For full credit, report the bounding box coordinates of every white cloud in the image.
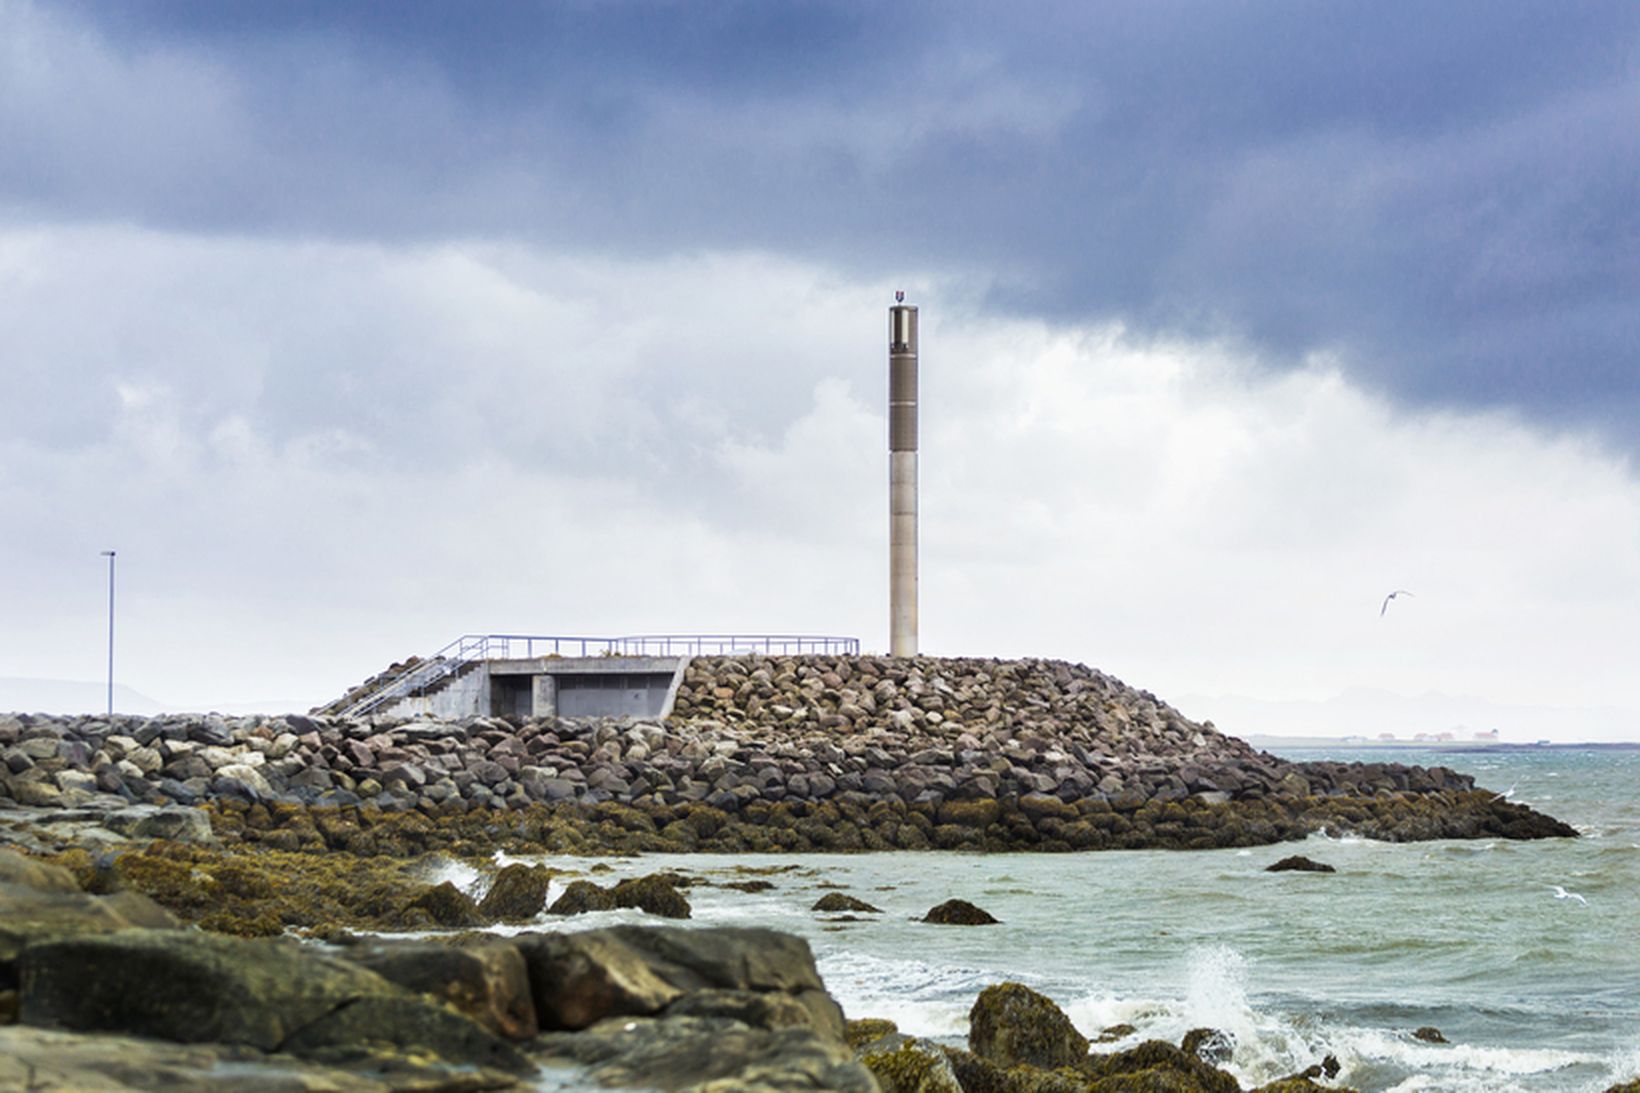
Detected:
[2,224,1638,736]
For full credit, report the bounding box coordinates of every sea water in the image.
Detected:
[443,746,1639,1092]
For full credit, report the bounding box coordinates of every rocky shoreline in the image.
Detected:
[6,842,1637,1093]
[0,656,1594,1090]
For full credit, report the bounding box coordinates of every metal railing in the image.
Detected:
[335,632,860,719]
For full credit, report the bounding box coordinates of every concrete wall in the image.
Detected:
[377,665,491,721]
[489,656,689,719]
[373,656,690,721]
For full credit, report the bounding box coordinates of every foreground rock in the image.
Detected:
[1,848,875,1090]
[19,929,530,1072]
[0,1025,509,1093]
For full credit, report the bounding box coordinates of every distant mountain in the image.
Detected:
[0,677,166,716]
[0,678,305,717]
[1177,687,1640,744]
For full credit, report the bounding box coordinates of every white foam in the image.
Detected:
[1340,1025,1594,1078]
[418,856,484,897]
[816,949,998,1041]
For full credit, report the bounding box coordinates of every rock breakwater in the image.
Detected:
[0,655,1576,849]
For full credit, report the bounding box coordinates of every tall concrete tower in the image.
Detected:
[889,299,918,657]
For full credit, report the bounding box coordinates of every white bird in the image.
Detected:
[1380,590,1415,617]
[1490,781,1519,801]
[1549,885,1588,906]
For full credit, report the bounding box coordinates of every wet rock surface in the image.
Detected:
[0,851,876,1090]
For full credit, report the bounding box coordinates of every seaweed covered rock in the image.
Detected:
[547,878,616,915]
[938,1046,1009,1093]
[1085,1039,1240,1093]
[400,880,489,928]
[846,1017,901,1049]
[1412,1025,1448,1043]
[968,982,1089,1070]
[860,1035,964,1092]
[924,898,999,925]
[611,873,692,919]
[544,873,691,919]
[478,862,553,922]
[1181,1026,1235,1065]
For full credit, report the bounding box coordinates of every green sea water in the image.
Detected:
[442,746,1639,1092]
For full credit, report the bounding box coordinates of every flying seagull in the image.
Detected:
[1549,885,1589,906]
[1380,590,1415,617]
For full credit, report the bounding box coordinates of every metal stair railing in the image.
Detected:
[334,632,862,719]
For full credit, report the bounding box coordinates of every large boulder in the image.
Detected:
[0,1023,521,1091]
[0,849,80,893]
[17,929,528,1072]
[516,925,842,1041]
[516,928,686,1030]
[1,882,179,986]
[968,982,1088,1070]
[333,937,538,1040]
[534,1014,877,1093]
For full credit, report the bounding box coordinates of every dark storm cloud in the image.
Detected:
[10,1,1640,444]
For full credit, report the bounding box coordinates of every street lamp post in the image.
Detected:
[100,550,116,717]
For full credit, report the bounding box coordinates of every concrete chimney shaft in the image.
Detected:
[889,304,918,657]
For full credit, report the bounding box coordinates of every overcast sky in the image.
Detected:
[2,1,1637,739]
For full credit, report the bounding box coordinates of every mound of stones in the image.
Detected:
[0,655,1576,850]
[0,847,873,1090]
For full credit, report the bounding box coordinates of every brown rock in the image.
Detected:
[922,899,999,925]
[336,937,538,1040]
[812,892,882,914]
